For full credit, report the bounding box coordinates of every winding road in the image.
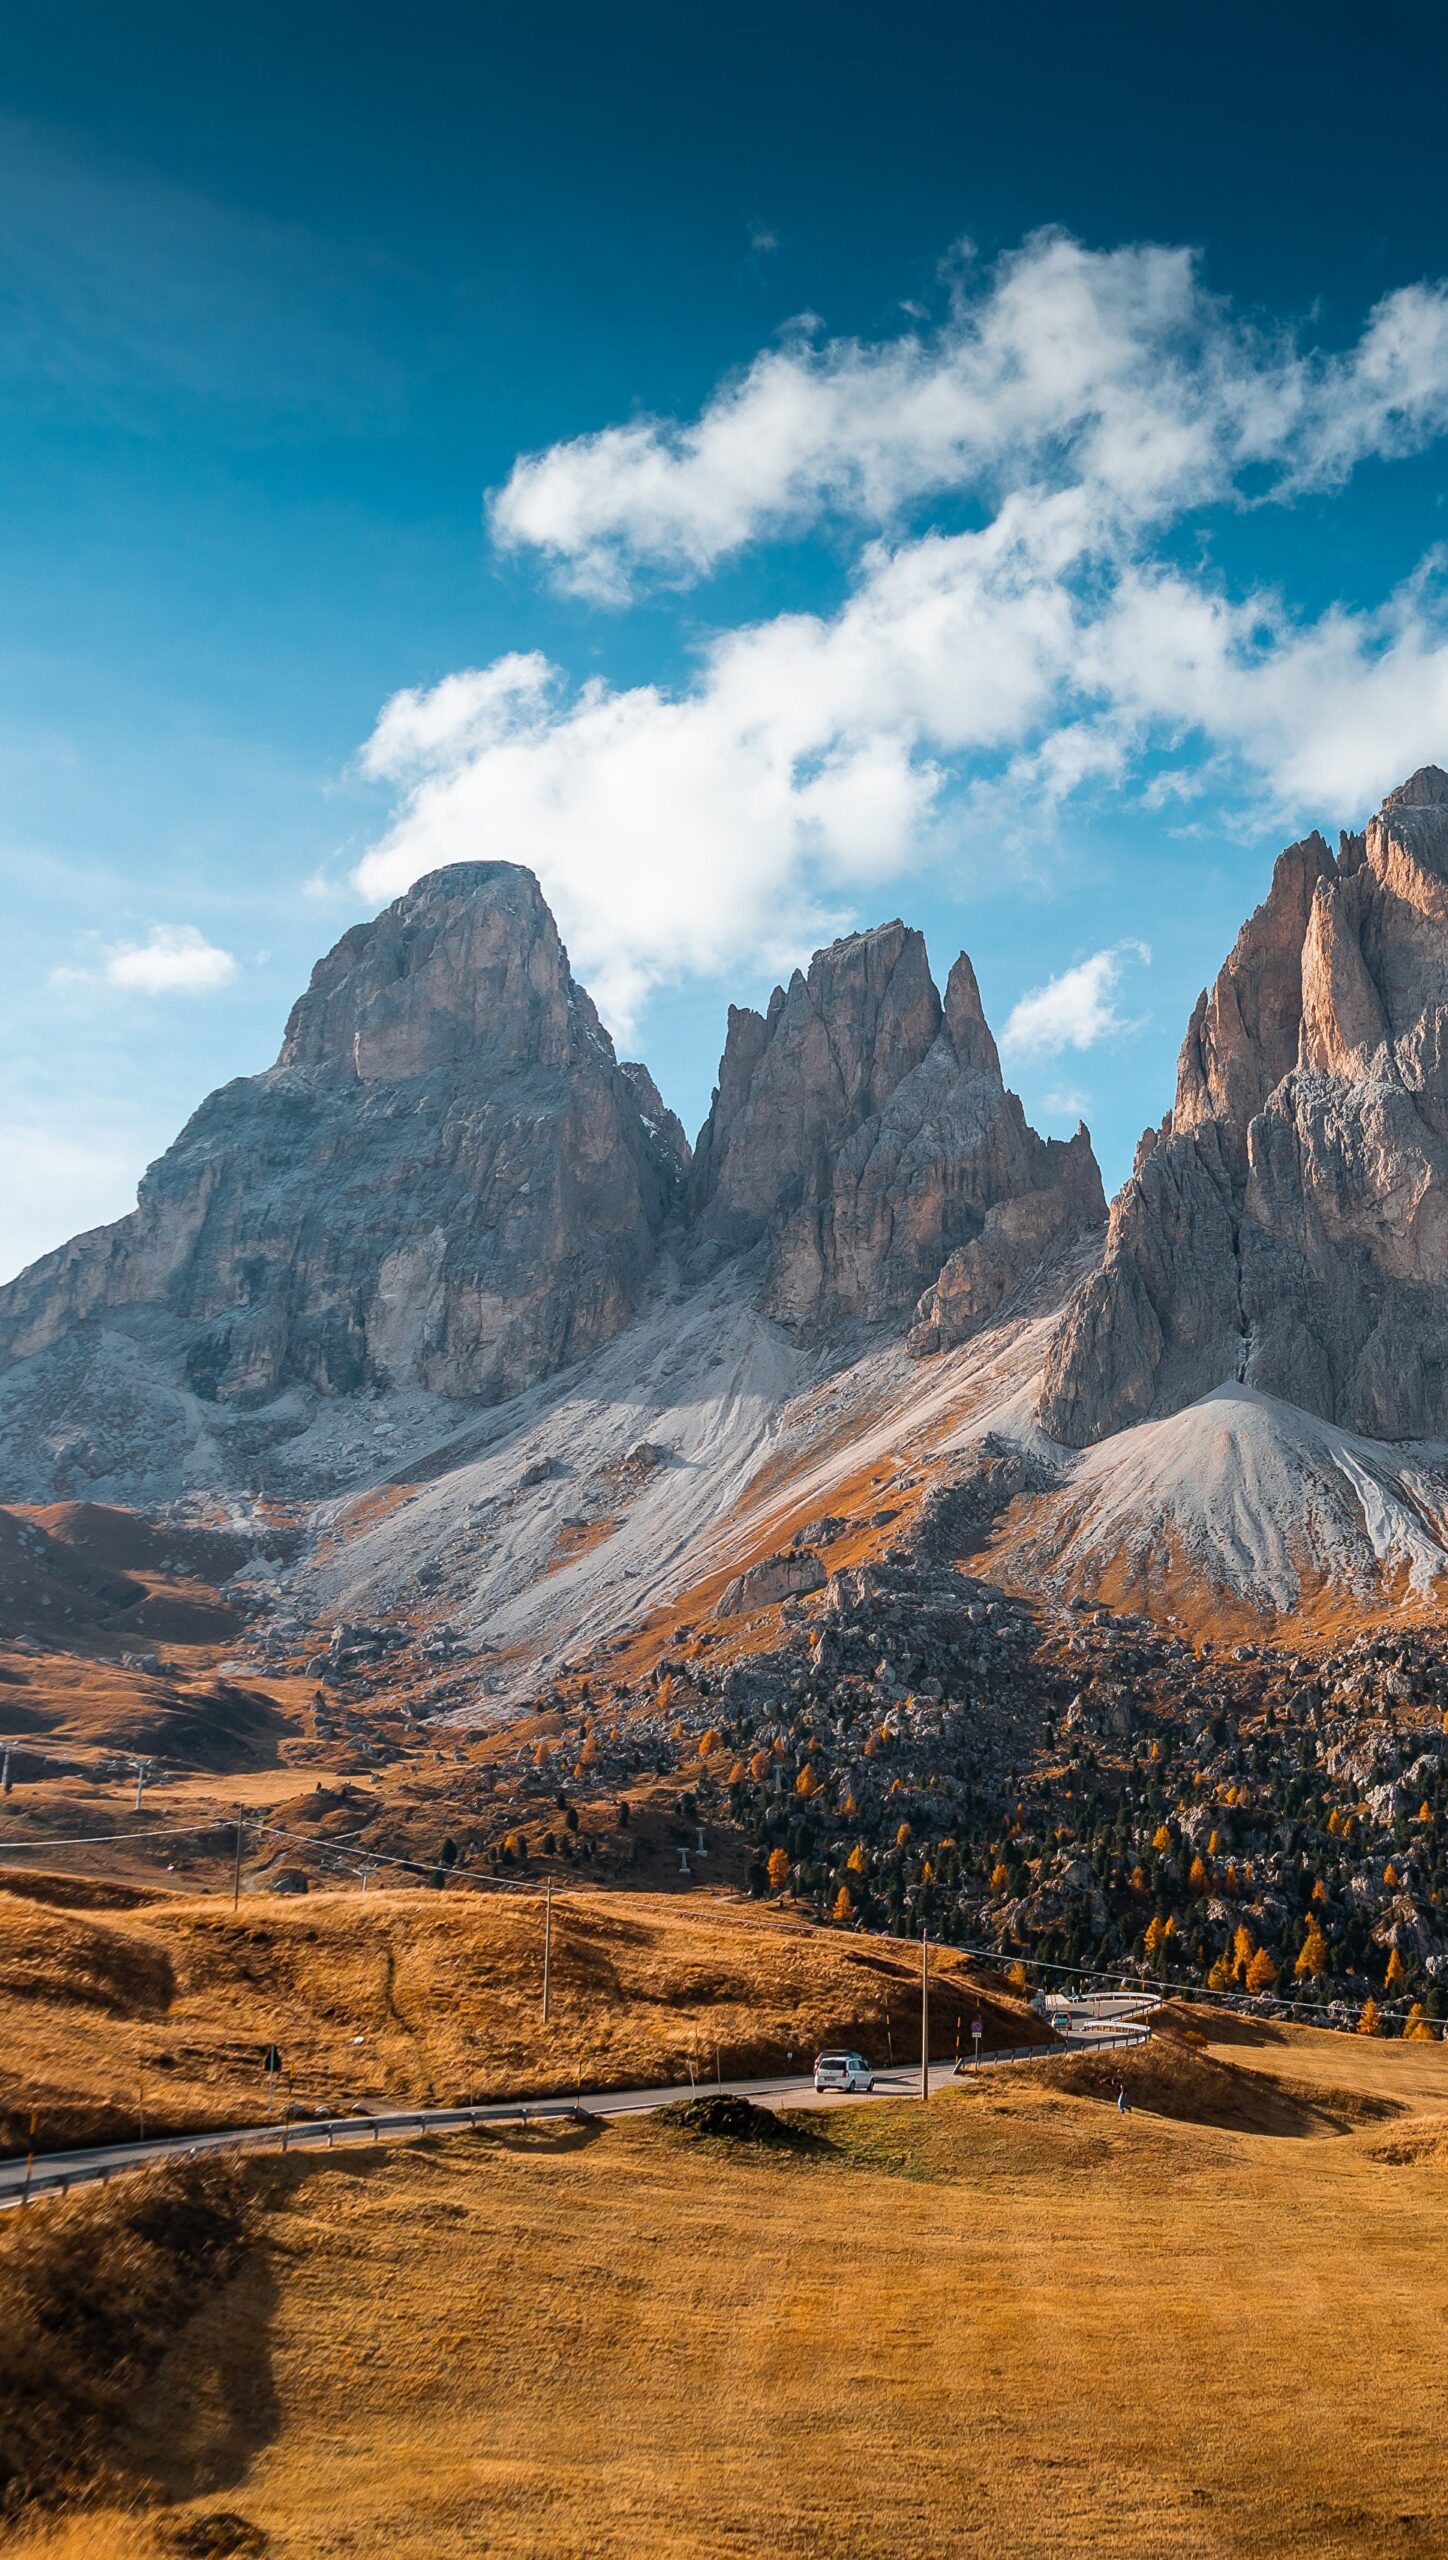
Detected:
[1,2002,1153,2209]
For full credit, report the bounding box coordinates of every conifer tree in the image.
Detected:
[832,1885,855,1923]
[1246,1945,1278,1994]
[766,1847,791,1893]
[1385,1945,1408,1990]
[1356,1994,1381,2036]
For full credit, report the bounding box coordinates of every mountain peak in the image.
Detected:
[1042,760,1448,1447]
[278,860,585,1083]
[689,920,1102,1329]
[1382,764,1448,811]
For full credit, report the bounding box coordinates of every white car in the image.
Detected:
[812,2050,875,2094]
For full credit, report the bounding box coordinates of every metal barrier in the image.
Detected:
[955,2026,1148,2072]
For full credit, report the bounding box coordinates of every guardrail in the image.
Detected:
[0,2103,557,2208]
[956,2025,1150,2072]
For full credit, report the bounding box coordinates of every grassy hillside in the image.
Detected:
[3,2009,1447,2558]
[0,1878,1045,2155]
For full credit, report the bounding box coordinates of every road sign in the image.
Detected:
[971,2019,983,2039]
[262,2044,283,2076]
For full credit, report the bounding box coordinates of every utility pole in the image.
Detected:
[542,1877,553,2027]
[231,1817,245,1913]
[920,1929,930,2104]
[133,1760,149,1814]
[1,1745,11,1795]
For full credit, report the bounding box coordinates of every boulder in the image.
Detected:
[716,1551,828,1619]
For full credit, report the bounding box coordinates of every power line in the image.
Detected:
[0,1815,239,1852]
[254,1820,529,1891]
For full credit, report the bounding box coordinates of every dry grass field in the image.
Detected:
[0,1877,1046,2155]
[3,2007,1447,2560]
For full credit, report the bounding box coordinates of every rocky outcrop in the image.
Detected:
[0,863,683,1410]
[1041,768,1448,1446]
[688,923,1105,1332]
[716,1549,827,1618]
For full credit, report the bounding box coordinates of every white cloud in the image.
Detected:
[103,925,237,995]
[490,235,1448,599]
[355,235,1448,1035]
[1000,942,1151,1059]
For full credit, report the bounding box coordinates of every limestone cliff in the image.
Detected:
[688,921,1105,1333]
[1040,769,1448,1446]
[0,863,683,1409]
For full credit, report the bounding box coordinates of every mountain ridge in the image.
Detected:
[0,872,1103,1505]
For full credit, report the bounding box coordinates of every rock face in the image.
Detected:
[1040,769,1448,1447]
[0,863,684,1408]
[688,922,1104,1331]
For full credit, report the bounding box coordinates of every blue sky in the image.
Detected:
[3,0,1448,1279]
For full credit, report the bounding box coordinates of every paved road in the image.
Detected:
[0,2010,1152,2209]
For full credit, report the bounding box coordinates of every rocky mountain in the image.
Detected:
[0,863,684,1419]
[1040,769,1448,1448]
[0,878,1101,1505]
[687,920,1103,1331]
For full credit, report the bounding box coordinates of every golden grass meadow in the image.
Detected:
[3,1895,1448,2560]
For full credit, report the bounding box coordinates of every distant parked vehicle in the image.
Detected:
[812,2050,874,2094]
